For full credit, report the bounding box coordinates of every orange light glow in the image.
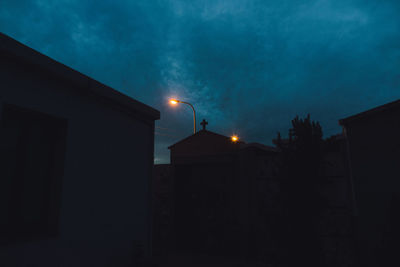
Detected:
[231,135,239,142]
[170,99,178,105]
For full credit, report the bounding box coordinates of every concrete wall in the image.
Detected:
[0,54,155,266]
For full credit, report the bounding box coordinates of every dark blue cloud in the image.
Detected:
[1,0,400,163]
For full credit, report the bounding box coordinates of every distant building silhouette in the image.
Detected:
[153,120,280,265]
[274,130,356,267]
[152,164,175,262]
[0,33,160,266]
[317,133,357,267]
[340,99,400,267]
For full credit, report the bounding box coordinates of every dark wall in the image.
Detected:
[169,147,280,264]
[344,108,400,267]
[0,53,155,266]
[173,161,238,256]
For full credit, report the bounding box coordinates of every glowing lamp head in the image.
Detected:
[170,99,178,105]
[231,135,239,142]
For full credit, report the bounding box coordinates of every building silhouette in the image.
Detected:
[339,99,400,267]
[0,33,159,266]
[153,120,280,265]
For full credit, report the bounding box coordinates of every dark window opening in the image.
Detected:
[0,104,67,245]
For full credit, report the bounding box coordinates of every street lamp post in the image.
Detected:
[170,99,196,134]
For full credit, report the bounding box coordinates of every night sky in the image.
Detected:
[1,0,400,163]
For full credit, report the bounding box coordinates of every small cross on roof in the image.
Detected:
[200,119,208,130]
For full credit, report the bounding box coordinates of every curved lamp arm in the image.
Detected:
[173,100,196,134]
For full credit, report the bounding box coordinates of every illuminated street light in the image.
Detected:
[231,135,239,142]
[169,99,196,134]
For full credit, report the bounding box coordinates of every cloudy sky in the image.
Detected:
[1,0,399,163]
